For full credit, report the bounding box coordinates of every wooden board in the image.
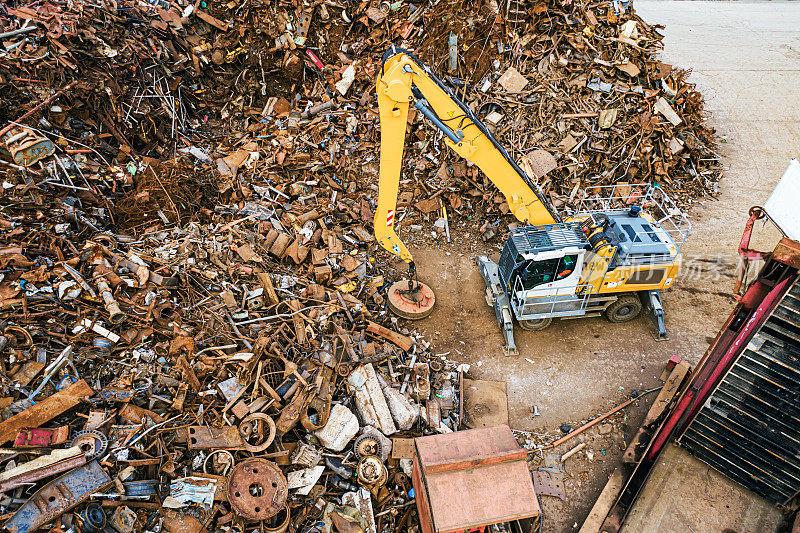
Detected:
[578,467,626,533]
[623,361,690,464]
[463,378,509,428]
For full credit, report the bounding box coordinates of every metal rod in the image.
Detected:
[545,387,660,449]
[0,26,38,40]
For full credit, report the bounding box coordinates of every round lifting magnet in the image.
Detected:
[386,280,435,319]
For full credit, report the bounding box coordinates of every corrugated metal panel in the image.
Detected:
[681,278,800,506]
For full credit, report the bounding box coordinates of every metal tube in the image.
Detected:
[413,99,462,144]
[0,26,38,40]
[95,276,125,324]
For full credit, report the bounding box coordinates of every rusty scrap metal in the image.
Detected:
[5,461,113,533]
[226,458,288,521]
[0,446,86,494]
[0,0,722,530]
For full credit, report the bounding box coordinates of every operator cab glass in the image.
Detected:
[516,255,578,290]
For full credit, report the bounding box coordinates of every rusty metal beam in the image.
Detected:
[0,380,94,445]
[5,461,113,533]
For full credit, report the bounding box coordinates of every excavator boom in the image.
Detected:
[374,47,560,263]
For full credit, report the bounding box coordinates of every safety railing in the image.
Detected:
[511,277,592,319]
[571,183,692,256]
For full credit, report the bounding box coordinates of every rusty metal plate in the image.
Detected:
[226,458,287,521]
[525,149,557,179]
[10,361,45,387]
[5,460,113,533]
[187,425,243,450]
[773,238,800,270]
[390,438,415,460]
[533,468,566,500]
[14,426,69,447]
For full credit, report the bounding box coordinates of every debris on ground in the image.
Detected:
[0,159,467,528]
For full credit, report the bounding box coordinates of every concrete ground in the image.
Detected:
[623,446,783,533]
[407,1,800,532]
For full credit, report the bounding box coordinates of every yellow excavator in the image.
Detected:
[374,47,691,353]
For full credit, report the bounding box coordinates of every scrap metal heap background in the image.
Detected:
[0,0,720,531]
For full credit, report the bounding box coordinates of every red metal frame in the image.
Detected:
[645,271,796,462]
[734,207,771,298]
[598,211,800,532]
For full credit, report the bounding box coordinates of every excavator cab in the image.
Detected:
[515,254,578,289]
[497,224,591,321]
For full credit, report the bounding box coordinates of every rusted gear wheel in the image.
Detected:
[70,430,108,460]
[387,280,435,319]
[226,458,287,521]
[353,434,383,459]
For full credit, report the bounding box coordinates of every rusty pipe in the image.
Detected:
[95,275,125,324]
[546,387,660,449]
[94,264,123,289]
[0,26,38,40]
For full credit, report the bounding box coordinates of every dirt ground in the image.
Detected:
[388,1,800,531]
[403,236,732,532]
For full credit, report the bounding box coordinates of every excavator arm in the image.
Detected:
[374,47,561,265]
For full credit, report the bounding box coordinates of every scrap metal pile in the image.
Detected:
[0,169,461,532]
[0,0,721,210]
[0,0,720,531]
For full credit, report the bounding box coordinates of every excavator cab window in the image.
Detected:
[516,255,577,290]
[556,254,576,280]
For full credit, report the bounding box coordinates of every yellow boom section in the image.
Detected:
[374,49,559,263]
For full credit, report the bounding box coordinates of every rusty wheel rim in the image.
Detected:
[226,458,287,521]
